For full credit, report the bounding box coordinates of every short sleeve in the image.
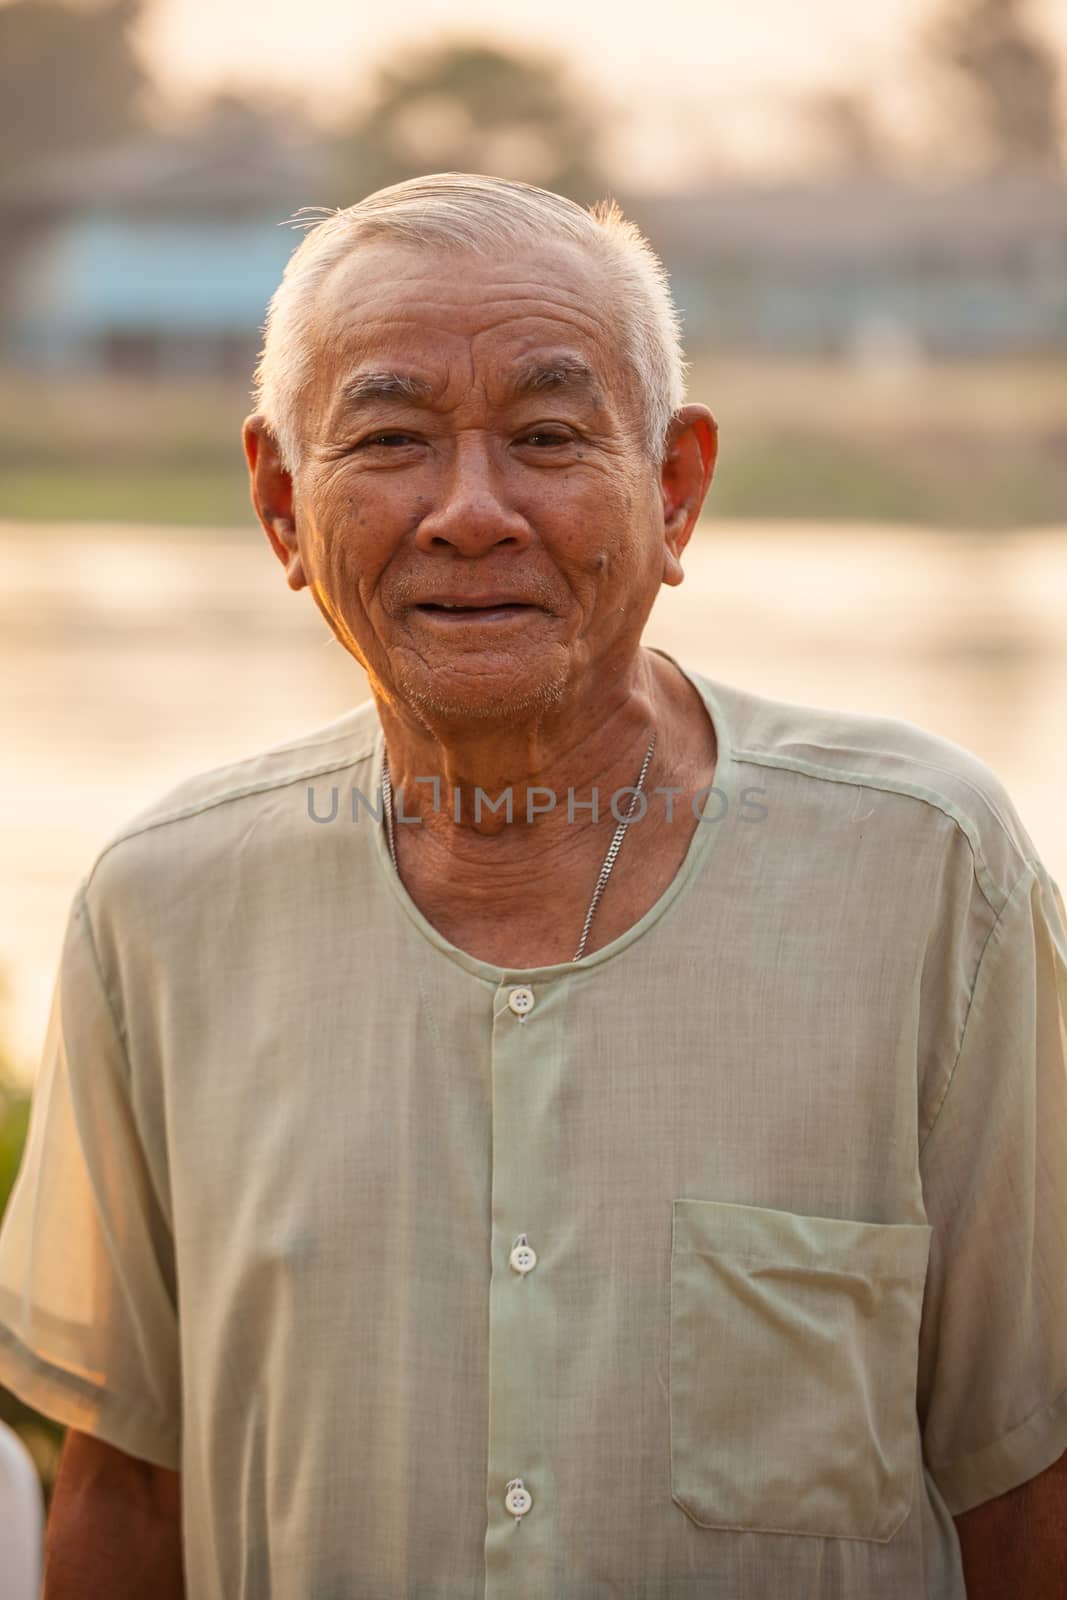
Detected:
[916,860,1067,1516]
[0,883,181,1469]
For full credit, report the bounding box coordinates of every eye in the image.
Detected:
[520,429,572,448]
[360,432,416,448]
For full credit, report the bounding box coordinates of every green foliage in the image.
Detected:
[0,1082,29,1219]
[327,39,608,205]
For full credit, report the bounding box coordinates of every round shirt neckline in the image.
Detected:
[368,647,736,985]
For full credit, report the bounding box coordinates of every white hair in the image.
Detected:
[250,172,688,475]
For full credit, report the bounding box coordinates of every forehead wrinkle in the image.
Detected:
[330,259,609,309]
[467,292,617,346]
[329,276,620,347]
[318,279,628,430]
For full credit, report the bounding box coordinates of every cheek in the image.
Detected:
[303,475,413,595]
[585,498,664,601]
[548,473,634,546]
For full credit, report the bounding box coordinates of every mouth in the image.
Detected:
[413,600,544,624]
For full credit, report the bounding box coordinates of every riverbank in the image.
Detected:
[2,357,1065,530]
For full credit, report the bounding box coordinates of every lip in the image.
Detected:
[414,595,543,609]
[412,601,545,625]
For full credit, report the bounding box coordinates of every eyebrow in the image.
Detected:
[332,357,604,417]
[506,358,602,400]
[334,372,436,412]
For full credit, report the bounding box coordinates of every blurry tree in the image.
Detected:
[327,40,608,205]
[926,0,1064,171]
[801,89,893,174]
[193,83,321,152]
[0,0,151,185]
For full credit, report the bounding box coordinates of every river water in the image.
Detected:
[3,517,1065,1080]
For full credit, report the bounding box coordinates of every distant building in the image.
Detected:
[628,177,1067,358]
[0,131,1064,371]
[0,105,331,379]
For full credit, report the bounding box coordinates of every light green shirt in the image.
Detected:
[1,649,1066,1599]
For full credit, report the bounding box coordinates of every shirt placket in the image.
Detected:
[484,977,565,1597]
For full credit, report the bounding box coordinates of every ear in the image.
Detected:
[242,413,307,592]
[659,405,717,588]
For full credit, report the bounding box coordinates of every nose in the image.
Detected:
[413,434,531,556]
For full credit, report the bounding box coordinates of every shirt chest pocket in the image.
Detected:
[669,1198,932,1543]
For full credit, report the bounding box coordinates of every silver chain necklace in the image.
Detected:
[380,731,657,963]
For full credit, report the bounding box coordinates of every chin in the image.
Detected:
[390,657,570,725]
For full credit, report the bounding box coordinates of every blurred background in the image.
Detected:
[1,0,1066,1500]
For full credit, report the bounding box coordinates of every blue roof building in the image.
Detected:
[0,104,330,377]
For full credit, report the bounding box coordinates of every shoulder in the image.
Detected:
[80,700,381,922]
[684,664,1043,914]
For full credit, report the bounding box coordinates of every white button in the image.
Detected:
[505,1478,532,1519]
[509,1235,537,1274]
[507,986,535,1016]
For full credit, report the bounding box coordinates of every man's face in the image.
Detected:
[250,238,705,725]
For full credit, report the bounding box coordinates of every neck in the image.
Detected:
[375,648,671,846]
[369,649,719,969]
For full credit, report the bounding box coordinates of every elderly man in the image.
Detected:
[0,173,1065,1599]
